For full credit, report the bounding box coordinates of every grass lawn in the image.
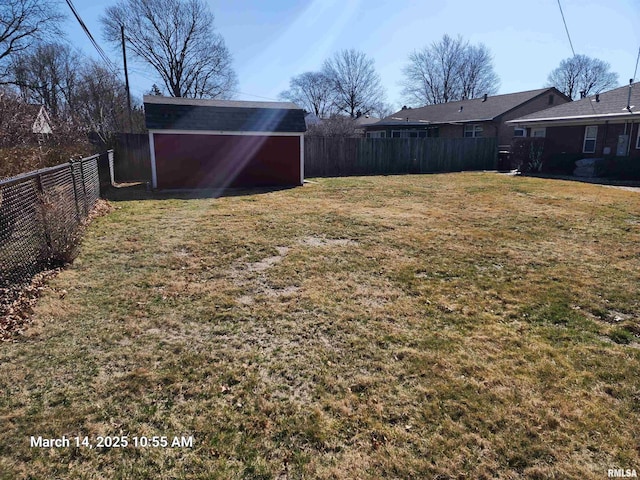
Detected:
[1,173,639,479]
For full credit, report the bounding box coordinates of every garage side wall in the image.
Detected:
[153,133,302,189]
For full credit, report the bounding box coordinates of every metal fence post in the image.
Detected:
[69,160,82,222]
[35,173,53,262]
[79,159,89,217]
[108,150,115,186]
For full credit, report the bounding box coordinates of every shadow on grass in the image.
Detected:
[104,183,301,202]
[522,173,640,189]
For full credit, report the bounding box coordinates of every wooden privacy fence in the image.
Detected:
[111,135,497,183]
[304,137,497,177]
[113,133,151,182]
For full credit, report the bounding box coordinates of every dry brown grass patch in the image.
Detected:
[0,174,638,479]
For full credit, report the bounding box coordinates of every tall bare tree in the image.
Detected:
[279,71,335,118]
[73,61,143,141]
[459,44,499,100]
[547,54,619,100]
[11,43,143,140]
[401,34,499,106]
[368,101,392,119]
[323,49,386,118]
[101,0,237,99]
[12,42,81,117]
[0,0,64,81]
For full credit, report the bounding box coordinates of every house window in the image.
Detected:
[514,128,526,137]
[636,124,640,149]
[531,127,546,138]
[583,125,598,153]
[366,131,386,138]
[390,130,429,138]
[464,124,483,138]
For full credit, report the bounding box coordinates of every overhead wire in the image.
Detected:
[64,0,119,74]
[63,5,281,103]
[556,0,576,57]
[226,90,281,101]
[127,68,282,101]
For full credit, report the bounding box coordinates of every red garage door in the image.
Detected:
[153,134,301,189]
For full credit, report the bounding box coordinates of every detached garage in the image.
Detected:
[144,96,307,189]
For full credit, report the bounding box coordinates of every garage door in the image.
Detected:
[153,134,301,189]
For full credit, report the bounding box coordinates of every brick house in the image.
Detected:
[508,82,640,161]
[364,88,570,154]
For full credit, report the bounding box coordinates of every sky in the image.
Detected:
[65,0,640,111]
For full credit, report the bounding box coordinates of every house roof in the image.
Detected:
[305,112,321,127]
[354,115,380,126]
[29,105,52,134]
[508,82,640,126]
[371,88,568,128]
[144,95,307,133]
[0,102,52,134]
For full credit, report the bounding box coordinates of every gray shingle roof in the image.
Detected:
[509,82,640,124]
[354,115,380,126]
[144,96,307,133]
[373,88,567,127]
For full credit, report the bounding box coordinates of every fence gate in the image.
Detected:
[114,133,151,183]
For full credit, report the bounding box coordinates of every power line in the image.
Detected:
[557,0,576,56]
[634,46,640,81]
[64,0,119,74]
[124,73,282,102]
[227,90,281,101]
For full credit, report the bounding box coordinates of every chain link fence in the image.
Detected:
[0,153,105,294]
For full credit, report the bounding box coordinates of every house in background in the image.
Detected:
[29,105,53,135]
[144,96,306,189]
[508,82,640,161]
[364,88,570,151]
[0,99,53,141]
[354,113,380,136]
[304,112,321,129]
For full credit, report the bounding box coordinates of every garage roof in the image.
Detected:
[144,96,307,133]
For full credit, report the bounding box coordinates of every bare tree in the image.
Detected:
[305,115,359,137]
[368,101,393,119]
[323,49,386,118]
[72,61,145,141]
[12,42,81,117]
[401,34,499,105]
[101,0,237,99]
[547,54,619,100]
[279,71,335,118]
[0,0,64,81]
[459,44,499,100]
[0,85,33,146]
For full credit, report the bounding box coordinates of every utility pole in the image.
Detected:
[121,24,133,133]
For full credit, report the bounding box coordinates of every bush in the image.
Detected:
[594,156,640,180]
[39,190,83,266]
[0,140,92,181]
[511,138,545,173]
[542,153,583,175]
